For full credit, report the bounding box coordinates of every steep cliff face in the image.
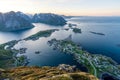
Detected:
[0,13,5,30]
[0,11,34,31]
[0,11,67,31]
[32,13,67,26]
[0,65,98,80]
[16,11,32,22]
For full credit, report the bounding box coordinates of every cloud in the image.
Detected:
[47,0,77,3]
[54,0,70,3]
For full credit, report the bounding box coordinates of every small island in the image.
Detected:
[19,48,27,54]
[64,28,69,31]
[35,51,41,54]
[72,28,81,33]
[90,31,105,36]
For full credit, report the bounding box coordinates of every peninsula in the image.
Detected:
[48,38,120,79]
[0,29,58,68]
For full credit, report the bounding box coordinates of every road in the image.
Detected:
[87,58,97,77]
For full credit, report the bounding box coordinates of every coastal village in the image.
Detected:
[48,36,120,79]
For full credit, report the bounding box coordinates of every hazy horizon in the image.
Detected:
[0,0,120,16]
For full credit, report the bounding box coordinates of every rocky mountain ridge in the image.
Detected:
[32,13,66,26]
[0,11,67,31]
[0,11,34,31]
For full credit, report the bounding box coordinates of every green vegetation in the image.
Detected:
[0,50,13,58]
[24,29,58,41]
[0,29,59,69]
[16,55,28,66]
[0,40,20,68]
[0,49,14,68]
[0,66,98,80]
[0,44,5,49]
[0,40,26,68]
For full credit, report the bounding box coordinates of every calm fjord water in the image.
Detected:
[0,16,120,68]
[68,16,120,64]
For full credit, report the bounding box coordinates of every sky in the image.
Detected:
[0,0,120,16]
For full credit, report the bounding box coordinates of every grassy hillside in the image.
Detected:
[0,66,98,80]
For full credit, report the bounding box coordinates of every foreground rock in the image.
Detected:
[0,64,98,80]
[32,13,67,26]
[0,11,34,31]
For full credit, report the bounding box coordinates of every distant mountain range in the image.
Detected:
[0,11,67,31]
[0,11,34,31]
[32,13,66,26]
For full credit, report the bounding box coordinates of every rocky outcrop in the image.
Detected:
[32,13,67,26]
[0,65,98,80]
[0,11,34,31]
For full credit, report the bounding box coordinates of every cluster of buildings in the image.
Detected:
[48,38,120,79]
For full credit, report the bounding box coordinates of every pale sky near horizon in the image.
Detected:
[0,0,120,16]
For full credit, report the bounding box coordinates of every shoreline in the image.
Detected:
[0,28,120,79]
[0,29,58,69]
[100,72,120,80]
[47,38,120,79]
